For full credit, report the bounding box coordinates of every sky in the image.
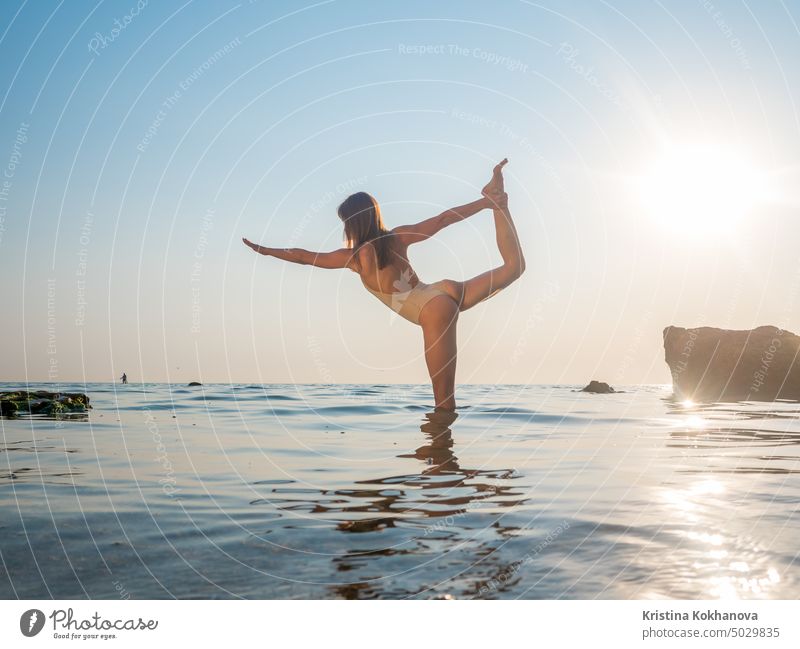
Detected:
[0,0,798,385]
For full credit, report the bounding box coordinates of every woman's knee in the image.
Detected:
[501,256,526,283]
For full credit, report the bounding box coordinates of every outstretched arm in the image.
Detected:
[392,196,499,245]
[242,238,355,269]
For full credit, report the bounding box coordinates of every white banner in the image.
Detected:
[1,600,797,648]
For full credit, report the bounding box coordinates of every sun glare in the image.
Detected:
[636,144,766,233]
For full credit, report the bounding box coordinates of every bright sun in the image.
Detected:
[636,144,766,232]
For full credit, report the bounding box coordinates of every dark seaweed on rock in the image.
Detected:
[0,390,91,417]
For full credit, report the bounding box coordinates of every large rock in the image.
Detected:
[0,390,91,416]
[663,325,800,402]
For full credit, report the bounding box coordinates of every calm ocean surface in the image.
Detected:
[1,382,798,599]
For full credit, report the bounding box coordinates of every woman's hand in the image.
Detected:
[482,190,508,210]
[242,238,267,254]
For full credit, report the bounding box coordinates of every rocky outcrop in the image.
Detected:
[0,390,91,416]
[663,325,800,402]
[580,380,615,394]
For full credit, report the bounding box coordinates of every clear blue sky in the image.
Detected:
[1,0,798,384]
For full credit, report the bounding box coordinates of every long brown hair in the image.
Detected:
[337,191,394,269]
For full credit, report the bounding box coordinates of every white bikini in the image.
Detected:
[360,277,452,325]
[357,247,453,325]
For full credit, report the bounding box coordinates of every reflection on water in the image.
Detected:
[333,411,529,599]
[0,383,799,599]
[247,409,530,598]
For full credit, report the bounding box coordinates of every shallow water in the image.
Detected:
[1,382,798,599]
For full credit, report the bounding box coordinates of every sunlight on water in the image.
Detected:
[684,415,707,429]
[690,479,724,495]
[1,383,798,599]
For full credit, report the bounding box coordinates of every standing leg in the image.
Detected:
[418,295,460,410]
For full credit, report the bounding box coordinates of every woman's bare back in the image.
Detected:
[353,237,420,295]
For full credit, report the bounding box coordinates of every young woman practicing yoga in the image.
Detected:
[243,158,525,410]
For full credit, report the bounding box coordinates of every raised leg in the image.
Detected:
[459,200,525,310]
[418,295,460,410]
[448,159,525,311]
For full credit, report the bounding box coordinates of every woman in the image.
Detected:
[243,158,525,410]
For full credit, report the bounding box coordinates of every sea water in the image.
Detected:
[1,382,798,599]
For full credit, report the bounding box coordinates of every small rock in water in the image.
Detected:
[580,380,615,394]
[187,381,202,386]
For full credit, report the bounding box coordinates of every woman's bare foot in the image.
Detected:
[481,158,508,197]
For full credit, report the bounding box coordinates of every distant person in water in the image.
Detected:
[243,159,525,410]
[120,373,128,384]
